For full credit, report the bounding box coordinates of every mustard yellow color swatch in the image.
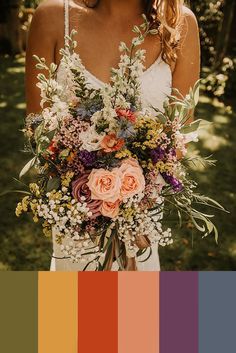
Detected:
[38,272,78,353]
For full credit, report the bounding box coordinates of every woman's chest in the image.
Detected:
[55,15,164,83]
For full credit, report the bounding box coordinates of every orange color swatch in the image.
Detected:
[118,272,160,353]
[78,272,118,353]
[38,272,78,353]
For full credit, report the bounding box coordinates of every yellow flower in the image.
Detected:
[22,196,30,212]
[42,226,52,238]
[115,149,133,159]
[33,216,39,223]
[61,171,74,187]
[122,207,135,220]
[47,190,62,201]
[147,160,155,170]
[29,183,40,197]
[155,161,166,173]
[30,201,38,212]
[15,203,23,217]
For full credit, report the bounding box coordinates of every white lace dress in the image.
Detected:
[50,0,172,271]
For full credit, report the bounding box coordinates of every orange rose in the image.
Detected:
[87,168,121,202]
[100,133,124,153]
[100,200,120,218]
[119,158,145,198]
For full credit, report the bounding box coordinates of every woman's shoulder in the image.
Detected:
[33,0,85,26]
[36,0,85,14]
[37,0,64,11]
[179,5,199,41]
[30,0,66,38]
[34,0,64,20]
[181,5,199,28]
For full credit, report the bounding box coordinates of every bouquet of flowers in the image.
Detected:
[16,17,224,270]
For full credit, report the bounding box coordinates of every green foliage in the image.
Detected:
[191,0,224,66]
[202,57,236,101]
[23,0,41,8]
[191,0,236,103]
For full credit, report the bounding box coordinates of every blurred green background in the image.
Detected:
[0,0,236,270]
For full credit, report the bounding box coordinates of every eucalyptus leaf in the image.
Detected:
[46,177,60,192]
[19,156,37,179]
[180,119,204,134]
[0,190,31,197]
[177,210,182,227]
[34,123,44,144]
[192,79,201,106]
[193,195,227,212]
[190,215,206,232]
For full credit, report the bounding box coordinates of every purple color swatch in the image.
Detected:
[160,272,199,353]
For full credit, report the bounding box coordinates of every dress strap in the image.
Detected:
[64,0,70,46]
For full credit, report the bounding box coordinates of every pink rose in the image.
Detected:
[87,168,122,202]
[100,200,120,218]
[119,158,145,198]
[72,172,102,219]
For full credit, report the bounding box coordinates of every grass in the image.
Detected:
[0,55,235,271]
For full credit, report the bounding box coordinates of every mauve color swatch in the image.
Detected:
[160,271,199,353]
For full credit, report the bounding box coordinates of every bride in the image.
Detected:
[25,0,200,271]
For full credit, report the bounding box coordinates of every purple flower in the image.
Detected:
[150,147,166,164]
[162,172,183,192]
[169,148,177,157]
[79,150,97,167]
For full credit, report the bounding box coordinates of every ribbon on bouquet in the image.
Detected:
[103,234,151,271]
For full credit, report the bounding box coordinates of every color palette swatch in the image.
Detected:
[0,272,235,353]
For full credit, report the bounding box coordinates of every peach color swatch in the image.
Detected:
[118,272,160,353]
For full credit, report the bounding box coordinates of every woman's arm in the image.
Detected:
[25,0,63,114]
[172,7,200,158]
[172,6,201,98]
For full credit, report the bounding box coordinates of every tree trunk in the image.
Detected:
[0,0,23,54]
[214,0,236,68]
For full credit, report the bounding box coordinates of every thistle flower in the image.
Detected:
[161,172,183,192]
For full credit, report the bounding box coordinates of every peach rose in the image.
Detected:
[87,168,121,202]
[119,158,145,198]
[100,200,120,218]
[100,133,124,153]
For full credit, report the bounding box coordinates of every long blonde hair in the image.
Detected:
[145,0,184,64]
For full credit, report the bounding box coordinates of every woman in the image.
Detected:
[26,0,200,271]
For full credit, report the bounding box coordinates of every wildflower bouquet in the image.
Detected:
[16,17,224,270]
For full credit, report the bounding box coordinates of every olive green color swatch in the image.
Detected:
[0,271,38,353]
